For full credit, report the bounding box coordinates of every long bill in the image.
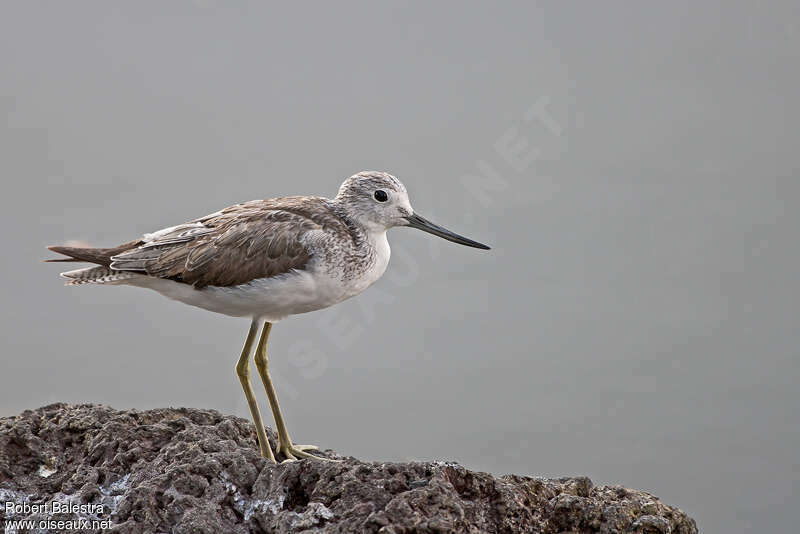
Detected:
[404,213,490,250]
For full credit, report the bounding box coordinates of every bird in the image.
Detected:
[46,171,490,463]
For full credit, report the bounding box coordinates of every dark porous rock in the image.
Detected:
[0,404,698,533]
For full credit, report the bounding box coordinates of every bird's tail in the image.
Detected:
[58,265,140,286]
[45,240,140,266]
[46,240,143,285]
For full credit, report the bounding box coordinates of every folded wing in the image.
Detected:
[110,199,326,288]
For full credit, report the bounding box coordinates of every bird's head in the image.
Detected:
[335,171,490,250]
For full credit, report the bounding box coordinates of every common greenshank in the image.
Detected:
[47,171,490,462]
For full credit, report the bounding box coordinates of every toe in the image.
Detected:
[280,449,298,461]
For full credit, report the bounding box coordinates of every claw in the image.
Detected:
[277,442,339,462]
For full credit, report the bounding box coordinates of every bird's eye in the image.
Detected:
[374,190,388,202]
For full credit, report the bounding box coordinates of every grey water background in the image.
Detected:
[1,2,798,531]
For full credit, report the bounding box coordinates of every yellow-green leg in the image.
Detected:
[254,322,334,461]
[236,319,276,462]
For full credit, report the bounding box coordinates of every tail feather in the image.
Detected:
[46,246,111,265]
[59,265,140,286]
[45,255,86,263]
[46,240,142,266]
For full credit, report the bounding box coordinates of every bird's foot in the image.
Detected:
[278,442,339,462]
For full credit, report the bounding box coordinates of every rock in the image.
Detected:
[0,404,698,533]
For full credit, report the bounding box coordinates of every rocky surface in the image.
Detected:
[0,404,698,533]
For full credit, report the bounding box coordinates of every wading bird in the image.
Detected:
[47,172,490,462]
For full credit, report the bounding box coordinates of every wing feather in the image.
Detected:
[109,197,347,289]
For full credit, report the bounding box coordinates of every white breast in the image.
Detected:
[301,229,391,307]
[346,230,391,297]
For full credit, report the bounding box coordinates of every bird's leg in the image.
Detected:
[254,322,333,462]
[235,319,276,463]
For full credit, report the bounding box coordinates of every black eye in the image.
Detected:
[374,190,388,202]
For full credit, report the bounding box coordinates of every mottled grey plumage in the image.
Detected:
[109,197,346,288]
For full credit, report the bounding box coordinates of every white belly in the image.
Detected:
[125,270,326,321]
